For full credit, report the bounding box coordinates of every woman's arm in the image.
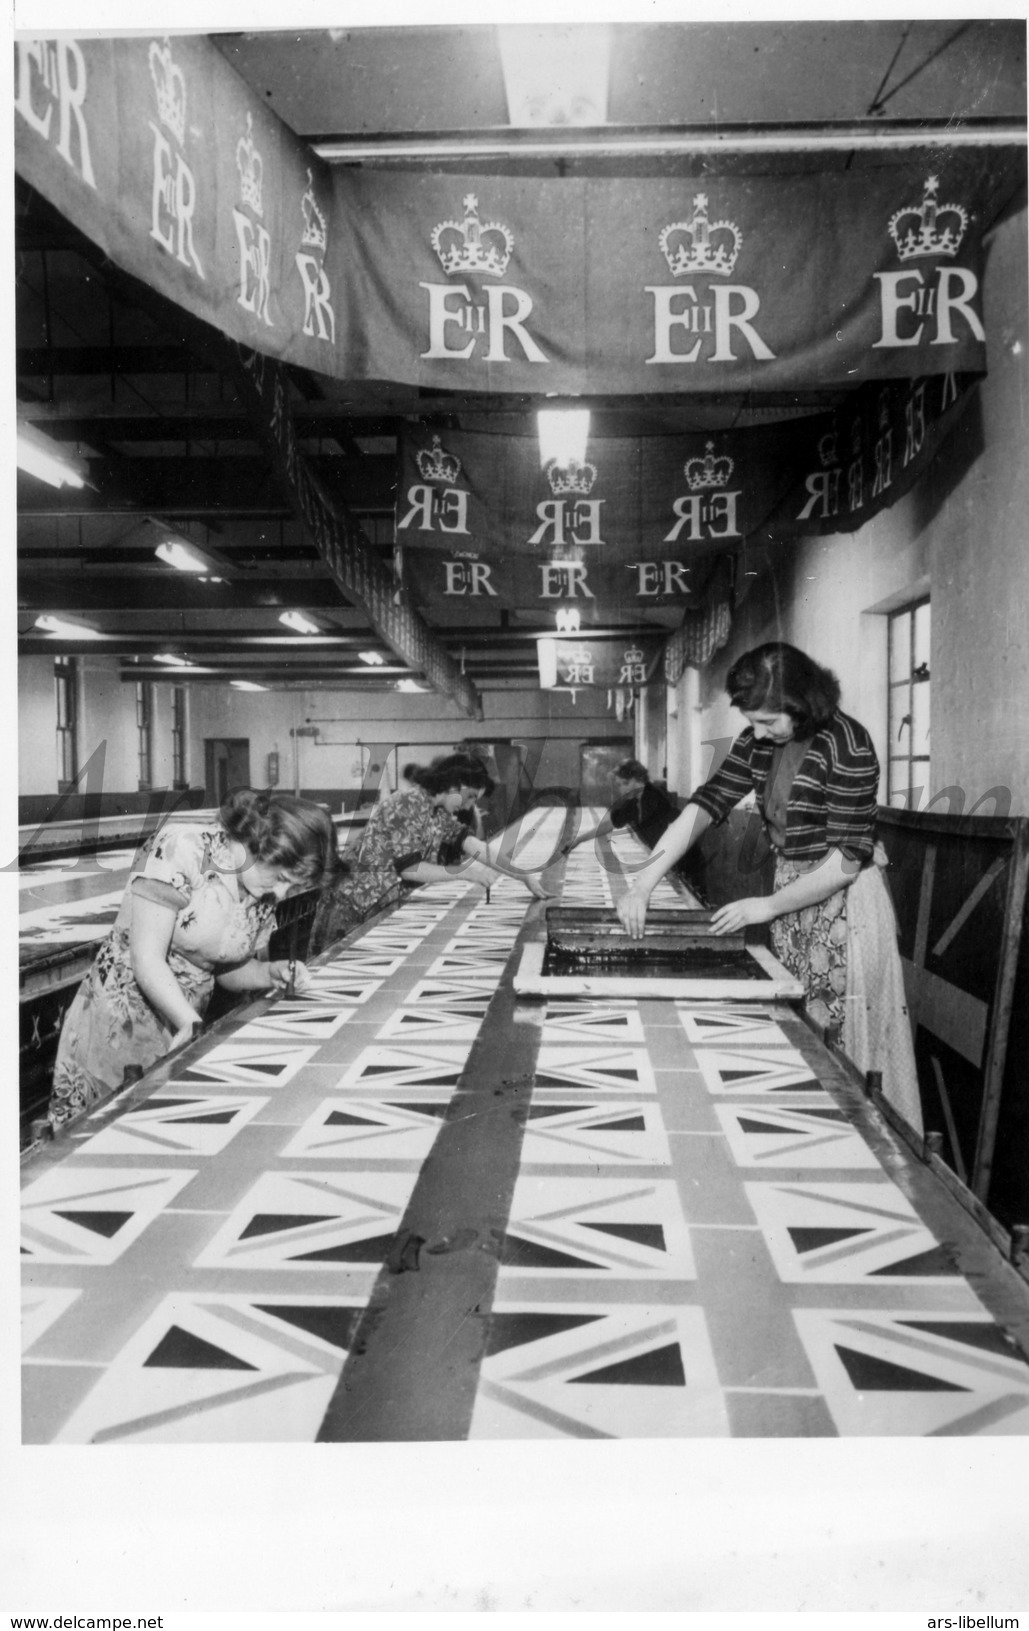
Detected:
[216,959,313,994]
[459,835,556,898]
[129,895,203,1032]
[709,847,859,933]
[617,803,713,937]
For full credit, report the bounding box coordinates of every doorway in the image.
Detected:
[205,739,251,806]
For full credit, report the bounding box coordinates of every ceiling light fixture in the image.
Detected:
[279,611,322,636]
[155,538,215,573]
[17,423,86,489]
[358,651,386,666]
[537,408,591,470]
[33,613,102,640]
[555,607,581,634]
[395,679,428,693]
[153,652,194,667]
[231,680,270,692]
[497,25,611,128]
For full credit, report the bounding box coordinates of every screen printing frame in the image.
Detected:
[512,936,806,1000]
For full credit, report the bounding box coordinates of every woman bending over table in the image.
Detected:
[49,790,340,1129]
[616,642,922,1133]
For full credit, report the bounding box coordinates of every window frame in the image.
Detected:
[886,597,931,806]
[54,656,78,793]
[136,680,154,791]
[171,684,189,790]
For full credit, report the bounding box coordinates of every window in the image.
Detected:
[171,685,188,789]
[136,681,154,790]
[54,658,77,791]
[887,599,930,805]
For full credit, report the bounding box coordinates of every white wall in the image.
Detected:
[19,655,630,803]
[680,203,1029,817]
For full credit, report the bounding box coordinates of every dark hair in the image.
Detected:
[406,760,471,797]
[220,789,342,887]
[615,759,648,783]
[725,643,840,740]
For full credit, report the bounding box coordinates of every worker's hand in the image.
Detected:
[169,1015,203,1050]
[616,884,653,940]
[709,896,774,934]
[268,959,314,994]
[458,858,496,888]
[524,872,559,900]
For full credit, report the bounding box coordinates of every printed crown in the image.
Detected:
[301,170,328,252]
[149,38,186,145]
[546,456,597,497]
[566,644,594,666]
[236,113,264,218]
[432,194,513,279]
[817,429,839,469]
[416,435,462,486]
[888,175,968,262]
[659,194,742,277]
[684,441,734,491]
[622,645,645,666]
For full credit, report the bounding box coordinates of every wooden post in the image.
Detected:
[972,819,1029,1198]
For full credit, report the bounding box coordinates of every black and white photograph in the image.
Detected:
[6,0,1029,1617]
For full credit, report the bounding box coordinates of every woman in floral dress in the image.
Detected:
[616,643,922,1134]
[316,757,551,945]
[49,790,340,1129]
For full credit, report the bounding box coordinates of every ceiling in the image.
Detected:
[16,20,1027,703]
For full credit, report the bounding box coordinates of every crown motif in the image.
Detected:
[888,175,968,262]
[416,435,462,486]
[817,429,839,468]
[684,441,734,491]
[546,456,597,497]
[301,170,328,253]
[659,194,742,277]
[622,645,645,666]
[148,38,186,145]
[566,644,594,666]
[236,113,264,217]
[431,194,513,278]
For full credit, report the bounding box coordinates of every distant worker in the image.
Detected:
[563,759,683,859]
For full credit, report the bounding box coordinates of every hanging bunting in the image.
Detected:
[398,373,977,613]
[15,34,1021,398]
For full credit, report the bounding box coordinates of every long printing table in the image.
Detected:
[20,809,1029,1443]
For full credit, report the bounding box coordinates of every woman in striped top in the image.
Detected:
[617,643,922,1133]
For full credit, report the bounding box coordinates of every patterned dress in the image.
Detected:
[49,822,275,1128]
[315,788,465,946]
[687,713,923,1134]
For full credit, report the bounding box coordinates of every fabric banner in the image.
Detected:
[541,634,665,690]
[15,35,1023,397]
[397,372,976,612]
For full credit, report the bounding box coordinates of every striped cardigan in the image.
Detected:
[687,710,879,864]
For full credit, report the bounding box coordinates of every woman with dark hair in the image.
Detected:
[563,758,683,859]
[322,756,551,940]
[617,642,921,1132]
[48,790,341,1128]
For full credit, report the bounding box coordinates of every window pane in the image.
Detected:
[914,601,931,672]
[911,679,930,757]
[889,611,911,682]
[889,684,911,750]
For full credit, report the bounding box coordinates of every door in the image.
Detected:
[204,738,251,806]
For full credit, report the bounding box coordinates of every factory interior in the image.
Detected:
[8,9,1029,1615]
